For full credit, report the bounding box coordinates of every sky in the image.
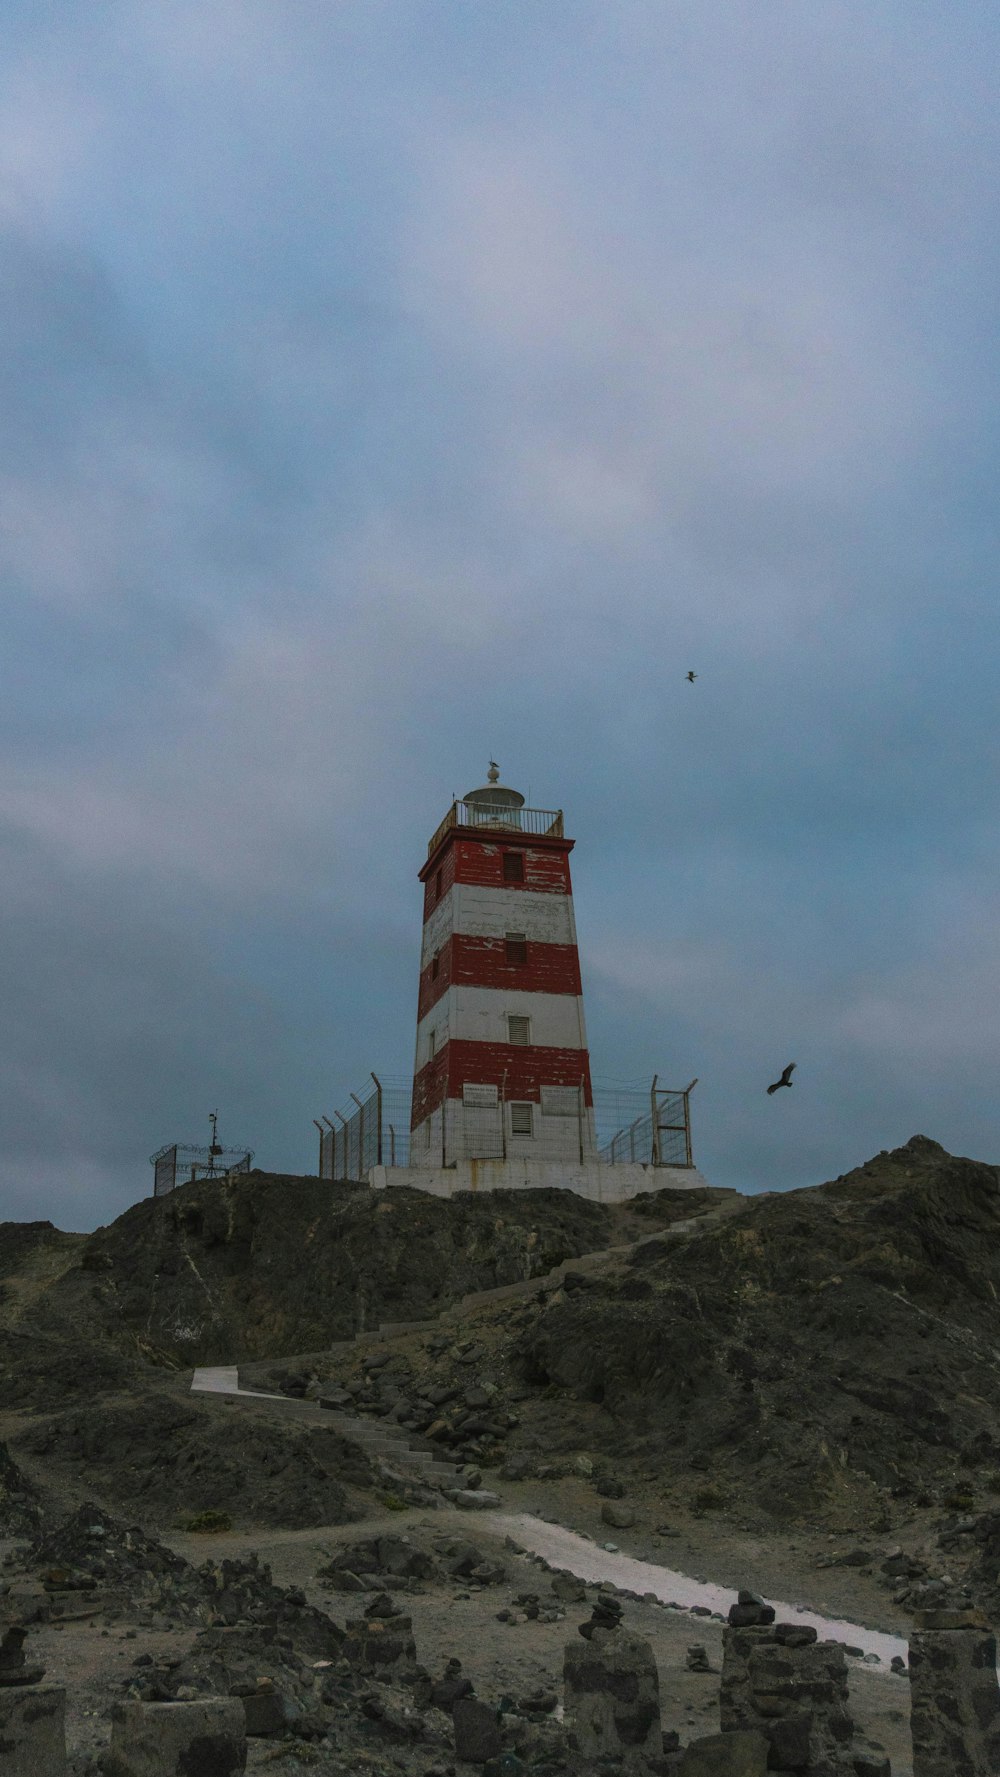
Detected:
[2,2,998,1231]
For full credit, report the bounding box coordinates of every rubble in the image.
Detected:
[16,1506,346,1657]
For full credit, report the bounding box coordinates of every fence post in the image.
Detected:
[313,1120,325,1180]
[334,1111,349,1180]
[650,1074,661,1166]
[683,1078,698,1168]
[500,1070,508,1161]
[371,1074,383,1166]
[321,1117,335,1179]
[578,1076,585,1165]
[350,1092,365,1179]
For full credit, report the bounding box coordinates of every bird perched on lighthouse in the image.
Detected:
[766,1062,796,1095]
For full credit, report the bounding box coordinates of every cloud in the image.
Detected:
[1,1,998,1226]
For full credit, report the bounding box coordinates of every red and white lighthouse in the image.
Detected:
[410,766,597,1167]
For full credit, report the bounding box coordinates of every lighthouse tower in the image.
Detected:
[410,766,597,1171]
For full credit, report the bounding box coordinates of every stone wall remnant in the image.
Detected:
[563,1624,662,1767]
[105,1697,246,1776]
[0,1683,67,1777]
[341,1591,419,1676]
[721,1619,888,1774]
[908,1608,1000,1777]
[678,1728,770,1775]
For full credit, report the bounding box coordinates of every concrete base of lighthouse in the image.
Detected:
[368,1159,712,1203]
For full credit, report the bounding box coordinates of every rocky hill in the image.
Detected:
[0,1171,708,1530]
[5,1135,1000,1544]
[509,1134,1000,1523]
[2,1171,705,1390]
[266,1135,1000,1540]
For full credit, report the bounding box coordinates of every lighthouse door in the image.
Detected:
[461,1083,504,1159]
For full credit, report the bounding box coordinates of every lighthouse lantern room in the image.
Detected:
[411,765,598,1170]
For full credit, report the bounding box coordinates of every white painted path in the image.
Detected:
[490,1515,907,1668]
[191,1364,906,1668]
[192,1365,283,1399]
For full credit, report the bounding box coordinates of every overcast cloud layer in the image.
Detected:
[2,2,998,1230]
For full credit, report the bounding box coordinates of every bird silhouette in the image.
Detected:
[686,671,697,682]
[766,1062,796,1095]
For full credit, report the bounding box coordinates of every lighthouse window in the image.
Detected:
[505,932,527,965]
[431,954,440,980]
[507,1014,530,1046]
[510,1102,533,1137]
[502,851,525,883]
[427,1027,436,1058]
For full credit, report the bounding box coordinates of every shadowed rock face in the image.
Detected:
[0,1441,40,1537]
[12,1396,374,1531]
[3,1174,623,1372]
[513,1136,1000,1524]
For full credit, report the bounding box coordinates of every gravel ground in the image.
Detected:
[1,1484,914,1775]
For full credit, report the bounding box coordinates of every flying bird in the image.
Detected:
[766,1062,796,1095]
[686,671,697,682]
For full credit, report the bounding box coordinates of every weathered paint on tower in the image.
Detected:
[410,766,597,1165]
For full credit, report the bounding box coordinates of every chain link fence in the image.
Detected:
[149,1142,253,1196]
[316,1075,695,1180]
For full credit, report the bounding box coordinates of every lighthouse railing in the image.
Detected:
[427,803,564,856]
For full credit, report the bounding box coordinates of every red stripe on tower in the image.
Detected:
[410,765,596,1164]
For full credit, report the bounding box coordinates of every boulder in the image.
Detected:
[240,1689,287,1736]
[453,1696,503,1762]
[551,1570,587,1604]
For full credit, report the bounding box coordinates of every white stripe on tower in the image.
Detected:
[422,885,577,963]
[415,987,588,1071]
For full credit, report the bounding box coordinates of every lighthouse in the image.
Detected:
[410,765,598,1171]
[325,764,710,1201]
